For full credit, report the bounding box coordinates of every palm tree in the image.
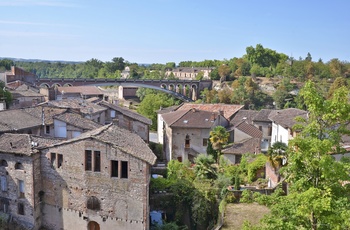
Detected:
[209,126,229,164]
[267,141,288,171]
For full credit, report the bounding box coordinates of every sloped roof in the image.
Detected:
[23,106,67,125]
[230,110,259,126]
[0,109,42,132]
[162,108,222,128]
[269,108,308,129]
[57,86,103,96]
[99,101,152,125]
[177,103,244,120]
[45,98,107,114]
[0,134,60,156]
[157,104,181,114]
[222,138,261,155]
[235,121,262,138]
[253,109,274,122]
[40,124,157,165]
[54,111,102,130]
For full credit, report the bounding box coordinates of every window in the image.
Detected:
[94,151,101,172]
[15,162,24,170]
[87,196,100,211]
[121,161,128,179]
[0,198,9,213]
[111,161,128,179]
[85,150,92,171]
[1,176,7,192]
[50,152,56,166]
[110,110,116,118]
[0,160,7,167]
[57,154,63,168]
[259,126,262,131]
[18,202,25,215]
[18,180,25,198]
[111,161,118,177]
[202,138,208,147]
[45,125,50,134]
[185,134,190,148]
[268,126,272,136]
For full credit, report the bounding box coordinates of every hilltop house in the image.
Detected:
[165,67,214,80]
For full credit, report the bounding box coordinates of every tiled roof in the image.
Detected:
[177,103,244,120]
[23,106,67,125]
[157,105,181,114]
[253,109,274,122]
[230,110,259,126]
[0,134,60,156]
[41,124,157,165]
[235,121,262,138]
[54,111,102,130]
[222,138,261,155]
[269,108,308,129]
[162,108,221,128]
[99,101,152,125]
[57,86,103,96]
[0,109,42,132]
[45,98,107,114]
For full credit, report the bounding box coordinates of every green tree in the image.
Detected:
[209,126,229,163]
[261,81,350,230]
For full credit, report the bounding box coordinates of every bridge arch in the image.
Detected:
[52,83,62,88]
[63,83,73,87]
[168,84,175,91]
[39,83,50,88]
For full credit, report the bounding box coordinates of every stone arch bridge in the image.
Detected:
[35,78,213,102]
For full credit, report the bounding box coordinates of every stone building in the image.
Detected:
[99,100,152,143]
[165,67,214,80]
[0,124,156,230]
[162,108,228,162]
[39,124,156,230]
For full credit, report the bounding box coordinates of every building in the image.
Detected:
[165,67,214,80]
[99,101,152,143]
[162,108,228,162]
[0,124,156,230]
[55,86,104,101]
[8,84,45,109]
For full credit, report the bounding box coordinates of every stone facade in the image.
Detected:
[0,125,156,230]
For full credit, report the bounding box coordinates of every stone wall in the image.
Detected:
[40,138,150,230]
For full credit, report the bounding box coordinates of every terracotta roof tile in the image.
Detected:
[54,112,102,130]
[162,109,222,128]
[268,108,308,128]
[45,98,107,114]
[222,138,261,155]
[253,109,274,122]
[23,106,67,125]
[230,110,259,126]
[0,109,42,132]
[235,121,262,138]
[177,103,243,120]
[57,86,103,96]
[41,124,157,165]
[99,101,152,125]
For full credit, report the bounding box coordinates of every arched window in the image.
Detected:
[88,221,100,230]
[15,162,24,170]
[87,196,100,211]
[0,160,8,167]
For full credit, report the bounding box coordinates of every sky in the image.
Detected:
[0,0,349,64]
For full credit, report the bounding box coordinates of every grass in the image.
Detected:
[221,203,270,230]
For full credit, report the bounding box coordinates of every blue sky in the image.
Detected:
[0,0,349,64]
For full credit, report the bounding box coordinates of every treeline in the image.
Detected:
[1,44,349,81]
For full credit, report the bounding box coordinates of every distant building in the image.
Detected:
[165,67,214,80]
[56,86,104,100]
